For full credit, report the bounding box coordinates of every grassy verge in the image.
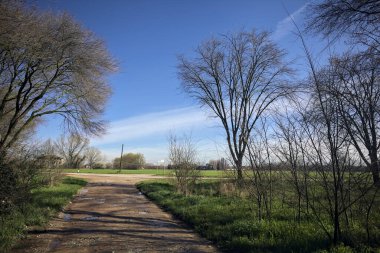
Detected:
[64,168,229,177]
[137,180,378,253]
[0,177,87,252]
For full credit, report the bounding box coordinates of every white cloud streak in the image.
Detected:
[91,106,216,146]
[271,3,308,41]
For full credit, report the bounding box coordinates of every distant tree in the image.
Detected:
[113,153,145,169]
[178,30,292,183]
[92,162,104,169]
[37,139,63,185]
[168,133,199,195]
[0,1,116,157]
[38,138,61,168]
[55,134,89,168]
[84,147,102,169]
[39,139,57,158]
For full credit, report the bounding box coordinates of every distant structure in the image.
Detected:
[36,154,63,168]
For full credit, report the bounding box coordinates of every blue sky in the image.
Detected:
[34,0,314,163]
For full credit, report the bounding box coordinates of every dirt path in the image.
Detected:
[14,173,219,253]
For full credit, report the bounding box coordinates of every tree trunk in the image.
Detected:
[371,164,380,186]
[237,166,243,181]
[333,194,341,244]
[369,151,380,186]
[236,164,244,190]
[235,159,244,187]
[297,193,301,224]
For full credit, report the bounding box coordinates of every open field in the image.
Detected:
[0,177,87,252]
[63,168,370,180]
[137,179,380,253]
[63,168,229,178]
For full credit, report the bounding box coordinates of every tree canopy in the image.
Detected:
[178,30,292,181]
[0,1,117,156]
[113,153,146,169]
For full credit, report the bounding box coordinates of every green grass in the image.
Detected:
[137,180,379,253]
[0,177,87,252]
[64,168,169,175]
[63,168,229,177]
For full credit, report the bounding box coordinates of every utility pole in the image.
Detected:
[119,144,124,173]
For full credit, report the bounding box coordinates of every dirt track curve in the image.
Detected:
[14,173,219,253]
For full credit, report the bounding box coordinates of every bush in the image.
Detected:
[0,177,86,252]
[0,161,18,216]
[0,155,41,216]
[93,163,105,169]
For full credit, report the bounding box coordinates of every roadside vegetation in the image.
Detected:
[138,179,380,253]
[0,177,86,252]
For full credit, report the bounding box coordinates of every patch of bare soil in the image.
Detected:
[13,173,219,253]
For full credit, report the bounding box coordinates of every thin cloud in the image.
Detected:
[91,106,216,146]
[271,3,308,41]
[100,137,226,164]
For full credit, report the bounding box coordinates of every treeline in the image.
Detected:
[42,134,103,169]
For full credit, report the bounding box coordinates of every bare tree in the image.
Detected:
[276,16,380,245]
[294,31,376,243]
[168,133,199,195]
[306,0,380,50]
[37,139,63,185]
[178,30,292,182]
[0,1,116,156]
[39,139,57,158]
[318,52,380,185]
[84,147,102,169]
[305,0,380,184]
[245,118,274,220]
[55,134,89,169]
[275,110,311,223]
